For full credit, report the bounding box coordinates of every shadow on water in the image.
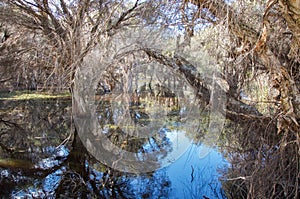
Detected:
[0,87,228,198]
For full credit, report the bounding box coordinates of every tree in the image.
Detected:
[183,0,300,131]
[0,0,299,197]
[1,0,146,90]
[172,0,299,198]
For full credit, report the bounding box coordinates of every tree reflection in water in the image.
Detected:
[0,86,227,198]
[0,98,173,198]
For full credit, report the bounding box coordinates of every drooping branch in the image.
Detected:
[5,0,143,89]
[142,48,269,123]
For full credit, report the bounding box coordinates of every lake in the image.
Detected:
[0,86,228,198]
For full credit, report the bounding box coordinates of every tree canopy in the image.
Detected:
[0,0,299,198]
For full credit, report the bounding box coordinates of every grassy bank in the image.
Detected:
[0,90,71,100]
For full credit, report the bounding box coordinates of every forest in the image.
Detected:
[0,0,299,198]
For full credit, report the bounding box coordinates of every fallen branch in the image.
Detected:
[142,47,272,124]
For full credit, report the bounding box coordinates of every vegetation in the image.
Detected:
[0,90,70,100]
[0,0,299,198]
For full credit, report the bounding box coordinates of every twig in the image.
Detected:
[191,165,194,183]
[225,176,251,181]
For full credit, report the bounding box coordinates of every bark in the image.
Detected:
[255,0,300,133]
[279,0,300,51]
[186,0,300,133]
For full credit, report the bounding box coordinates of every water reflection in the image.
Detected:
[166,144,227,199]
[90,89,194,172]
[0,92,227,198]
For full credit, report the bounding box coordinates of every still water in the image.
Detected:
[0,88,228,198]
